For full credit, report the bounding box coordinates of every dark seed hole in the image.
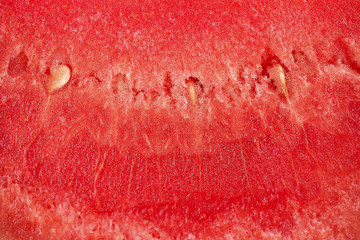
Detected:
[7,51,29,77]
[45,67,51,75]
[163,72,173,96]
[336,39,360,74]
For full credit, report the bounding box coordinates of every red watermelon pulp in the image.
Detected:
[1,0,360,239]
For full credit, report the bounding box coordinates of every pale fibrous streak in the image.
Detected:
[47,65,71,94]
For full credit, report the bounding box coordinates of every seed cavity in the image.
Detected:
[336,39,360,74]
[7,51,29,77]
[47,65,71,94]
[163,72,173,96]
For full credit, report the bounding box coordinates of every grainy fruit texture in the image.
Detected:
[1,0,360,239]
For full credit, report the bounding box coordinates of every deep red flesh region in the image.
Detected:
[1,0,360,239]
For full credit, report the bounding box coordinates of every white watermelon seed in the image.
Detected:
[187,80,197,105]
[47,65,71,94]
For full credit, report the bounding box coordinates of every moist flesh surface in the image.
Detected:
[1,0,360,239]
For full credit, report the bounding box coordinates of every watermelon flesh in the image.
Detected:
[1,0,360,239]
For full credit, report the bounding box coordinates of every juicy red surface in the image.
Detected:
[1,0,360,239]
